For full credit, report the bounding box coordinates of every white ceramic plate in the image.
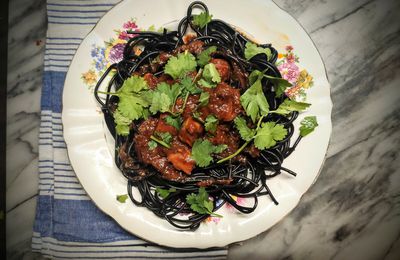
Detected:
[63,0,332,248]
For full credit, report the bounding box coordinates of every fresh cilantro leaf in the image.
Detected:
[149,92,170,114]
[197,78,215,88]
[213,144,228,154]
[273,99,311,115]
[192,111,204,122]
[116,194,129,203]
[240,77,269,123]
[148,140,158,150]
[254,122,287,150]
[198,91,210,107]
[118,95,150,119]
[203,63,221,83]
[150,135,171,149]
[114,109,131,136]
[147,24,164,33]
[164,52,197,79]
[186,187,222,217]
[165,115,182,130]
[112,75,150,136]
[149,82,181,114]
[234,117,256,141]
[248,70,264,85]
[248,70,291,97]
[204,115,218,133]
[244,42,272,60]
[156,187,176,199]
[180,76,201,94]
[197,63,221,88]
[192,12,212,28]
[264,75,292,97]
[156,132,172,146]
[197,46,217,67]
[299,116,318,137]
[191,139,227,167]
[118,75,149,94]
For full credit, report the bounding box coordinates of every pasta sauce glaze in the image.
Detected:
[124,38,253,183]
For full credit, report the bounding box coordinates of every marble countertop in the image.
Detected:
[6,0,400,259]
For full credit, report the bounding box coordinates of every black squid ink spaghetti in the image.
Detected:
[94,1,318,230]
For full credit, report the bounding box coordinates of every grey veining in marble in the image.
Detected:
[229,0,400,259]
[7,0,46,258]
[6,0,400,259]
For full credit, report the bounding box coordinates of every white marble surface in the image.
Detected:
[6,0,400,259]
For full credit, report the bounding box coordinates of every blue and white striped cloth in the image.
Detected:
[32,1,227,259]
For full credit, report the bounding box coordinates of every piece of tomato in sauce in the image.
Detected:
[155,114,178,136]
[178,116,204,146]
[166,139,195,174]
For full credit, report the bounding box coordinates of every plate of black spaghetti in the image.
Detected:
[62,0,332,248]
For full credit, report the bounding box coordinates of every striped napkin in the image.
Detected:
[32,1,227,259]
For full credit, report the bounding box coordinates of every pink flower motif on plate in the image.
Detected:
[278,62,300,84]
[123,20,138,30]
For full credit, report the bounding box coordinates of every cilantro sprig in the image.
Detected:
[191,139,227,167]
[164,115,182,130]
[192,12,212,29]
[264,75,292,97]
[150,132,172,149]
[98,75,150,136]
[198,92,210,107]
[148,140,158,150]
[218,116,287,163]
[156,187,177,199]
[198,63,221,88]
[240,70,269,123]
[186,187,222,217]
[197,46,217,67]
[244,42,272,60]
[272,99,311,115]
[149,82,181,114]
[253,122,287,150]
[164,51,197,79]
[116,194,129,203]
[233,117,255,142]
[204,115,218,133]
[299,116,318,137]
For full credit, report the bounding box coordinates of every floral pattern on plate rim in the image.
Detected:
[81,18,315,223]
[82,18,314,101]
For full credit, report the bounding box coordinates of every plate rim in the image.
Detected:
[62,0,332,248]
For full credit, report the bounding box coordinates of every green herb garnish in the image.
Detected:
[272,99,311,115]
[197,46,217,67]
[164,51,197,79]
[191,139,227,167]
[198,92,210,107]
[192,12,212,29]
[165,115,182,130]
[186,187,222,217]
[98,75,150,136]
[156,188,177,199]
[240,71,269,123]
[149,82,181,114]
[204,115,218,133]
[244,42,272,60]
[116,194,129,203]
[299,116,318,137]
[148,140,158,150]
